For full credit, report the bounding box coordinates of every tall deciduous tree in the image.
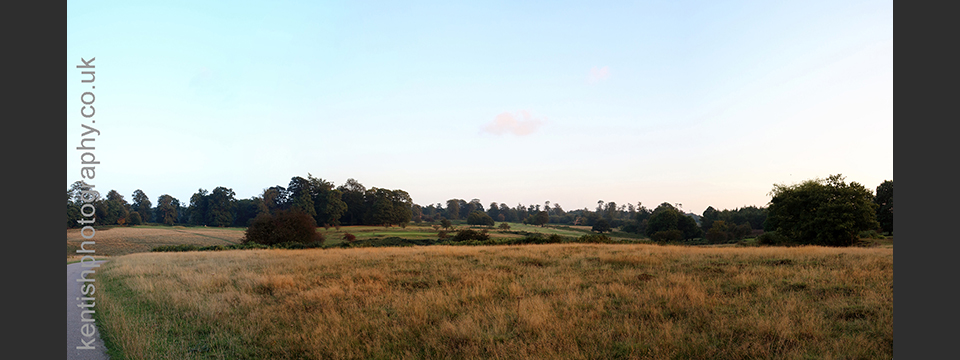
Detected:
[875,180,893,234]
[765,174,879,246]
[188,189,210,226]
[99,190,129,225]
[154,194,181,226]
[446,199,461,220]
[131,189,152,223]
[207,187,237,227]
[286,176,317,217]
[337,179,366,225]
[592,218,611,233]
[534,211,550,227]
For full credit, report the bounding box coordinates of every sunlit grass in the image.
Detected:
[66,226,245,256]
[97,244,892,359]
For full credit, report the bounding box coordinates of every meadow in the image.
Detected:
[94,243,893,360]
[67,222,642,260]
[66,225,245,260]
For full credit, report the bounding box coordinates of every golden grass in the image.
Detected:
[66,226,244,256]
[97,244,893,360]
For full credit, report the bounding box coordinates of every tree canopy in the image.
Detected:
[874,180,893,234]
[765,174,879,246]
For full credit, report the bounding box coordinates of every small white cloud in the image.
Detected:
[482,110,545,136]
[587,66,610,84]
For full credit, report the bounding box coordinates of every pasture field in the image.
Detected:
[316,222,629,245]
[96,243,893,360]
[66,226,245,257]
[66,222,639,258]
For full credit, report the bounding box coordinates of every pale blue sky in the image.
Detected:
[67,0,893,215]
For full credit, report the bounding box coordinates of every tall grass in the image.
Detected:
[97,244,893,359]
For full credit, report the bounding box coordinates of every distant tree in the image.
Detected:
[646,203,679,237]
[677,213,703,239]
[440,218,452,230]
[99,190,129,225]
[131,189,152,223]
[127,212,143,225]
[207,187,237,227]
[188,189,210,225]
[411,204,423,223]
[701,206,719,233]
[533,211,550,227]
[733,223,752,240]
[154,194,180,226]
[875,180,893,234]
[646,202,701,240]
[337,178,366,225]
[467,211,495,226]
[498,223,511,231]
[592,218,611,233]
[705,221,729,243]
[487,202,500,221]
[765,174,879,246]
[66,182,87,228]
[286,176,317,217]
[234,198,262,227]
[446,199,461,220]
[390,189,414,226]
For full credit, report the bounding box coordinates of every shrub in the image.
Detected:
[515,233,546,244]
[651,230,683,243]
[858,230,884,240]
[453,229,490,242]
[342,233,357,243]
[756,231,789,246]
[592,219,612,233]
[243,210,325,246]
[705,227,729,244]
[578,234,613,244]
[498,223,511,231]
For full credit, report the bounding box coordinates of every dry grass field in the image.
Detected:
[66,226,245,257]
[96,244,893,360]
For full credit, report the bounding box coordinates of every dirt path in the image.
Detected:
[67,261,110,360]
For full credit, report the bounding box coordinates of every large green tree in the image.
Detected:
[188,189,210,225]
[286,176,317,217]
[533,211,550,227]
[646,202,701,240]
[154,194,180,225]
[307,174,347,227]
[207,187,237,227]
[131,189,152,223]
[98,190,129,225]
[445,199,461,220]
[337,179,366,225]
[874,180,893,234]
[765,174,879,246]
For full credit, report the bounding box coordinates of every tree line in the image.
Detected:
[66,174,412,229]
[67,173,892,247]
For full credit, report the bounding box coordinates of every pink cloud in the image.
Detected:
[587,66,610,83]
[482,110,545,136]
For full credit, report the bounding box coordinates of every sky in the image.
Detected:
[67,0,893,216]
